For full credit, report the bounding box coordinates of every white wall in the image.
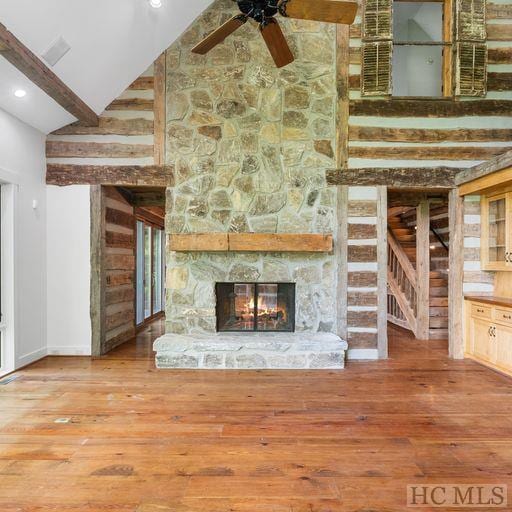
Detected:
[46,185,91,355]
[0,107,47,374]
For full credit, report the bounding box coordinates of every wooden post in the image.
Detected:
[416,199,430,339]
[377,186,388,358]
[336,24,350,171]
[90,186,106,356]
[448,189,464,358]
[153,53,166,166]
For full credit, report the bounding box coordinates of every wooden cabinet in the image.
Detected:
[481,192,512,271]
[495,323,512,372]
[465,299,512,376]
[471,318,495,363]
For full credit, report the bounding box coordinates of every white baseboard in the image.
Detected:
[16,346,47,368]
[347,348,379,360]
[47,346,91,356]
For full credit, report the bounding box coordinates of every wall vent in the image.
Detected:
[42,37,71,66]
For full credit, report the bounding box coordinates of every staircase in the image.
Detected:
[387,204,449,340]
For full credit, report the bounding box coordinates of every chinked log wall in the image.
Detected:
[46,54,166,184]
[346,187,380,351]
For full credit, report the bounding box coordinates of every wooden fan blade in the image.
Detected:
[192,15,246,55]
[279,0,358,25]
[260,19,294,68]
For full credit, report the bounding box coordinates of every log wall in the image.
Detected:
[103,187,136,353]
[346,186,379,357]
[47,62,163,176]
[463,195,494,296]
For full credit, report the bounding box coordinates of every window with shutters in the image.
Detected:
[361,0,487,97]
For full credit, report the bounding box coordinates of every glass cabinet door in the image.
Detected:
[484,193,509,270]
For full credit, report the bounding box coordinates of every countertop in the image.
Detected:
[464,295,512,308]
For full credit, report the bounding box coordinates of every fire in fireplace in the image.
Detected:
[216,283,295,332]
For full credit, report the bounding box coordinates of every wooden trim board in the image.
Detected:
[458,166,512,196]
[169,233,333,252]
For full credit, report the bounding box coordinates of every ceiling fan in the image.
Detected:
[192,0,358,68]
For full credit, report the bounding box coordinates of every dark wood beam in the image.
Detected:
[130,191,166,207]
[0,23,98,126]
[326,167,460,188]
[46,164,174,187]
[349,99,512,117]
[455,149,512,185]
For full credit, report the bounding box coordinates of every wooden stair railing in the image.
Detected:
[387,228,418,336]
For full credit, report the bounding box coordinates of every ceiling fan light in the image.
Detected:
[149,0,162,8]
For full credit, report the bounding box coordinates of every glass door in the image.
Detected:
[144,225,152,319]
[152,229,164,315]
[483,193,509,271]
[136,219,166,326]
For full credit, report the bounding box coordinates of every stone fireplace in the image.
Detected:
[152,0,348,369]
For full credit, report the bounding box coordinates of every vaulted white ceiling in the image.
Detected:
[0,0,212,133]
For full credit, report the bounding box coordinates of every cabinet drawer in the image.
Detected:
[495,308,512,325]
[471,303,492,320]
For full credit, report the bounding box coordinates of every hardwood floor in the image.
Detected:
[1,323,512,511]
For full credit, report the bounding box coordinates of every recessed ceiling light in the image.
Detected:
[149,0,162,8]
[14,89,26,98]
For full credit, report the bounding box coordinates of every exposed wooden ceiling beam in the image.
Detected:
[0,23,98,126]
[46,164,174,187]
[326,167,461,188]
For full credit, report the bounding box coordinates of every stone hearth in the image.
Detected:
[154,332,347,369]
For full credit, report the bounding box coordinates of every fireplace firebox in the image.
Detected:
[216,283,295,332]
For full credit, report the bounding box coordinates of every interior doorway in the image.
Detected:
[91,185,166,356]
[386,190,450,344]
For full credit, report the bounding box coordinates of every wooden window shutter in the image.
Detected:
[455,0,487,96]
[455,42,487,96]
[361,41,392,96]
[362,0,393,40]
[457,0,486,41]
[361,0,393,96]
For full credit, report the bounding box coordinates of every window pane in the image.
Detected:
[136,221,145,325]
[256,284,295,332]
[394,2,443,43]
[392,45,443,97]
[216,283,255,331]
[144,226,152,319]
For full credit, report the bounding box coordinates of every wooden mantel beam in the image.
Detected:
[46,164,174,187]
[0,23,98,126]
[326,167,461,188]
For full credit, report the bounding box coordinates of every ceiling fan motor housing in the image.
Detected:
[236,0,280,23]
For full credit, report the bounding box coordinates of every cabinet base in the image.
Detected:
[465,352,512,379]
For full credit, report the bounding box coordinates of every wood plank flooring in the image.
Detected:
[1,322,512,511]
